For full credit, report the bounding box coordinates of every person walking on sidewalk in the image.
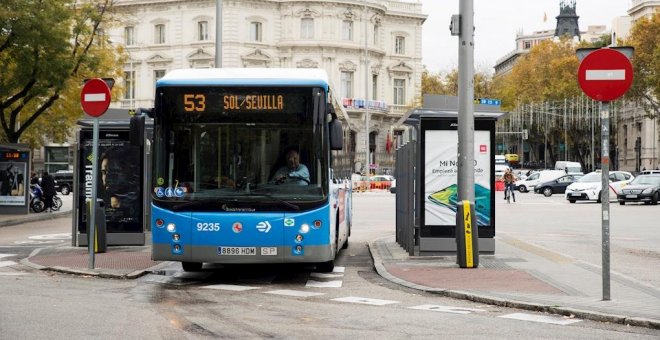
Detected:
[503,168,516,202]
[40,172,57,212]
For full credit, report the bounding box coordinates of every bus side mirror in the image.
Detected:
[130,114,145,147]
[329,119,343,150]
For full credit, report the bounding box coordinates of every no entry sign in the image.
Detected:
[577,48,633,102]
[80,78,111,117]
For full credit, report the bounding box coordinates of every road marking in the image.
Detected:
[332,266,345,273]
[305,280,342,288]
[331,296,399,306]
[499,312,581,325]
[0,260,18,268]
[309,272,344,279]
[0,254,16,259]
[264,290,325,297]
[408,305,487,314]
[0,272,28,276]
[201,284,260,292]
[28,233,71,240]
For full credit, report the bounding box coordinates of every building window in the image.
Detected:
[373,25,379,45]
[124,71,135,100]
[301,18,314,39]
[341,71,353,98]
[393,79,405,105]
[124,26,135,46]
[250,21,262,42]
[372,75,378,100]
[154,24,166,44]
[198,21,209,41]
[524,41,532,49]
[342,20,353,41]
[395,36,405,54]
[45,147,70,174]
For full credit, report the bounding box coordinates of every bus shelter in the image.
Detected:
[73,110,153,246]
[394,96,506,255]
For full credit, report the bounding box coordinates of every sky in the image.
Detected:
[419,0,633,74]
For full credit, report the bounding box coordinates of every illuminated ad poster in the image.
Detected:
[79,132,142,233]
[424,130,491,226]
[0,162,26,206]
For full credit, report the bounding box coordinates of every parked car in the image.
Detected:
[52,170,73,195]
[515,169,565,193]
[617,174,660,205]
[565,171,634,203]
[533,174,583,197]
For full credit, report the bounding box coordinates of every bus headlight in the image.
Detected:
[299,224,310,234]
[167,223,176,232]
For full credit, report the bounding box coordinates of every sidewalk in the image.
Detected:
[3,205,659,330]
[370,235,660,330]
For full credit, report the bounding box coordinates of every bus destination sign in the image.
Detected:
[183,93,285,112]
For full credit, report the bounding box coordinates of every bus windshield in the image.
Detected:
[152,86,328,211]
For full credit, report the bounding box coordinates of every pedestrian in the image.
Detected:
[30,172,39,185]
[40,172,57,212]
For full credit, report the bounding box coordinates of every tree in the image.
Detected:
[0,0,124,146]
[625,12,660,118]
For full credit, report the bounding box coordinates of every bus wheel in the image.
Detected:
[182,262,203,272]
[316,260,335,273]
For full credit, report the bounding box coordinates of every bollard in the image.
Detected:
[456,200,479,268]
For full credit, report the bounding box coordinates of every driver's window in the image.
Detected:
[530,173,539,180]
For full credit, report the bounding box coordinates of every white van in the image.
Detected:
[555,161,583,175]
[515,170,566,193]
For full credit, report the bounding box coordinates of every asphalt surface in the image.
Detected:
[1,194,658,330]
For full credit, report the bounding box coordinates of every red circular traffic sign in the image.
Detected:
[80,78,111,117]
[577,48,633,102]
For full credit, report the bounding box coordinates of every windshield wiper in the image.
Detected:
[171,198,234,212]
[252,194,300,211]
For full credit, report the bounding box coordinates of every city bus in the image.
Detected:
[137,68,352,272]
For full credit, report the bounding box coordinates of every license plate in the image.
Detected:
[217,246,256,255]
[571,193,581,197]
[626,194,638,198]
[261,247,277,256]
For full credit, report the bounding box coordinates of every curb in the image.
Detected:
[0,210,71,228]
[21,247,171,280]
[368,236,660,330]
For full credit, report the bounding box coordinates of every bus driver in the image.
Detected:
[271,149,310,185]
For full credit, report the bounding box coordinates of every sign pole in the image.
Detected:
[600,101,611,300]
[89,118,99,269]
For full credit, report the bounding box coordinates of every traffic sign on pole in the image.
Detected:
[80,78,111,117]
[577,48,633,102]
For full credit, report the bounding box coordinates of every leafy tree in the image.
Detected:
[625,12,660,117]
[0,0,124,147]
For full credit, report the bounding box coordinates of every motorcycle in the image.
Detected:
[30,184,45,213]
[30,184,62,213]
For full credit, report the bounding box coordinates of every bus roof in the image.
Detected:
[157,68,329,88]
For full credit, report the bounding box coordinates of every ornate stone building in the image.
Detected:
[106,0,426,175]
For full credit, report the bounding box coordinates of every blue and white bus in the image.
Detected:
[142,68,352,272]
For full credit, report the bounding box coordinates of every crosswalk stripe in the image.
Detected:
[331,296,399,306]
[332,266,345,273]
[305,280,342,288]
[499,313,581,325]
[309,272,344,279]
[0,254,16,259]
[0,272,28,276]
[264,289,325,297]
[201,284,260,291]
[0,261,17,268]
[408,305,487,314]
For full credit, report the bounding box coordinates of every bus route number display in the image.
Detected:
[183,93,285,112]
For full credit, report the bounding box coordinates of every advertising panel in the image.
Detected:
[424,130,491,226]
[78,130,142,233]
[0,162,26,206]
